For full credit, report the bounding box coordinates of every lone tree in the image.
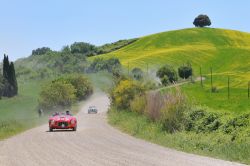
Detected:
[178,63,193,79]
[193,14,211,27]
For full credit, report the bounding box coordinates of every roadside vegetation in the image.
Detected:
[107,61,250,164]
[39,74,93,110]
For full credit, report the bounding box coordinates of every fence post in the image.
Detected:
[200,67,203,87]
[228,76,230,99]
[248,81,250,99]
[128,62,130,76]
[146,63,149,76]
[210,67,213,92]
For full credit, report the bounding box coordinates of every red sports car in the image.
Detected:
[49,111,77,132]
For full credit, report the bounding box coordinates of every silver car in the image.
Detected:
[88,106,98,114]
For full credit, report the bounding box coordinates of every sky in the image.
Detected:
[1,0,250,60]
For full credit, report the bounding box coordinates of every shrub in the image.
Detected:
[156,65,178,83]
[70,42,97,56]
[39,75,93,109]
[32,47,51,56]
[185,109,222,133]
[160,75,169,86]
[130,94,147,114]
[88,57,121,73]
[145,92,163,121]
[111,79,145,109]
[211,86,219,93]
[57,75,93,100]
[159,89,189,133]
[39,81,76,109]
[131,68,143,80]
[223,114,250,134]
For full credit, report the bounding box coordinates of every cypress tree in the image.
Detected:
[2,55,18,97]
[9,62,18,95]
[3,54,9,80]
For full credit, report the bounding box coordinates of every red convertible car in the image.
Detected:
[49,111,77,132]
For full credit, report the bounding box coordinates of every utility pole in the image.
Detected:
[200,67,203,87]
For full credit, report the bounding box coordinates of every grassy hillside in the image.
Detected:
[0,80,46,139]
[96,28,250,88]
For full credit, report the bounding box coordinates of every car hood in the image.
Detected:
[49,115,75,121]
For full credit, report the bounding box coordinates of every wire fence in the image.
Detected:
[125,61,250,99]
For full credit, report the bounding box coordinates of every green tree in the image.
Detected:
[87,57,121,73]
[2,55,18,97]
[131,68,143,80]
[32,47,51,56]
[9,62,18,95]
[39,81,76,109]
[193,14,211,27]
[70,42,97,56]
[156,65,178,83]
[56,75,93,100]
[0,75,4,98]
[178,64,193,79]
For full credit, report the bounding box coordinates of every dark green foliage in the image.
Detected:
[39,75,93,109]
[9,62,18,95]
[0,75,4,98]
[131,68,143,80]
[185,109,222,133]
[55,75,93,100]
[87,58,121,73]
[160,75,169,86]
[211,86,219,93]
[70,42,97,56]
[223,114,250,134]
[2,55,18,97]
[32,47,51,56]
[16,51,88,79]
[156,65,178,83]
[178,64,193,79]
[193,14,211,27]
[53,52,87,73]
[15,38,136,80]
[97,39,137,54]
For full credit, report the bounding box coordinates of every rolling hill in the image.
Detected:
[96,28,250,87]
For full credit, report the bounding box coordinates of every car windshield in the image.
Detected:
[52,112,71,116]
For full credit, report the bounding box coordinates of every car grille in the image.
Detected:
[58,122,68,127]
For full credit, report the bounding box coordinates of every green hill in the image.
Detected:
[96,28,250,87]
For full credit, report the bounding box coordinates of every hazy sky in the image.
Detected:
[1,0,250,60]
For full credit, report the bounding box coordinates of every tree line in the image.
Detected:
[0,55,18,98]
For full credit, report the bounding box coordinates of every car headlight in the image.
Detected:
[50,120,55,125]
[70,119,75,124]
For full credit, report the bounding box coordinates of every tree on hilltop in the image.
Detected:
[193,14,211,27]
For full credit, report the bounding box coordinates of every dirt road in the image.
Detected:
[0,93,246,166]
